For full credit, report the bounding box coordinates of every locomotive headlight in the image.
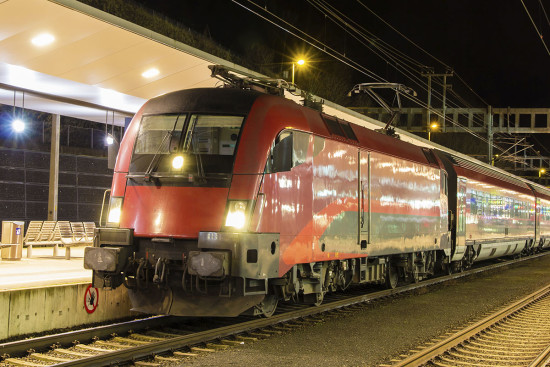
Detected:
[224,200,249,230]
[107,196,124,226]
[172,155,184,170]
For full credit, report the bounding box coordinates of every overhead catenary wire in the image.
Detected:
[539,0,550,28]
[232,0,546,166]
[520,0,550,56]
[306,0,508,148]
[230,0,385,81]
[234,0,509,154]
[314,0,548,167]
[308,0,495,132]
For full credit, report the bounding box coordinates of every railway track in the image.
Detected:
[385,282,550,366]
[1,252,549,367]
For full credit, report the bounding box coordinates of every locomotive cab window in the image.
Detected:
[130,114,244,179]
[266,130,310,173]
[134,114,186,155]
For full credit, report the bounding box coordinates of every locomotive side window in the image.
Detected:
[340,122,358,141]
[266,130,310,173]
[322,116,346,138]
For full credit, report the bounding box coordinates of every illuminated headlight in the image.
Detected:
[107,196,123,226]
[172,155,184,170]
[224,200,249,230]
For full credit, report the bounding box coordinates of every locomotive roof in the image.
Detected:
[142,88,263,116]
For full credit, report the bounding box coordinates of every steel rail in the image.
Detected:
[2,251,548,366]
[392,283,550,366]
[529,345,550,367]
[0,316,172,357]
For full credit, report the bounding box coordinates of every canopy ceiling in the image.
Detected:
[0,0,253,126]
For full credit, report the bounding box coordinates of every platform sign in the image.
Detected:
[15,228,21,236]
[84,284,99,314]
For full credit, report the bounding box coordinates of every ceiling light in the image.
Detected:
[141,68,159,78]
[31,33,55,47]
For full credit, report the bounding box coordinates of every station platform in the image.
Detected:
[0,246,91,291]
[0,245,138,341]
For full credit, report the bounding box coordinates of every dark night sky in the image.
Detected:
[137,0,550,109]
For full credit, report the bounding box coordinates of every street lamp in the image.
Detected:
[539,168,546,177]
[291,59,306,85]
[428,122,438,141]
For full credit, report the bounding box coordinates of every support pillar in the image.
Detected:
[48,114,60,221]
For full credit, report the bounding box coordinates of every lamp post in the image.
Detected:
[539,168,546,177]
[291,59,305,85]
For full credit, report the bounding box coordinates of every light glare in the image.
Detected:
[12,119,25,133]
[141,68,159,78]
[107,197,123,225]
[225,201,247,229]
[106,136,114,145]
[108,207,121,223]
[297,59,305,65]
[172,155,184,169]
[31,33,55,47]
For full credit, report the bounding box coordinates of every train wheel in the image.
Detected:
[257,295,278,318]
[313,291,325,307]
[412,269,420,283]
[385,263,398,289]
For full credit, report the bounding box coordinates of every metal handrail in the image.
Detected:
[99,189,111,227]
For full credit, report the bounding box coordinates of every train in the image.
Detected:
[84,71,550,317]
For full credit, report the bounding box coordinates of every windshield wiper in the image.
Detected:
[143,130,173,182]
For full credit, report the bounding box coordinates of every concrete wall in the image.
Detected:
[0,283,137,341]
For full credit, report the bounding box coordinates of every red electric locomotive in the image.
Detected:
[84,69,549,317]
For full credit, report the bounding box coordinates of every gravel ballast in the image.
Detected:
[179,255,550,367]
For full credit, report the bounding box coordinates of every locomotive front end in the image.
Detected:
[84,88,279,317]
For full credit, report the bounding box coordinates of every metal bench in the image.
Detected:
[57,222,94,260]
[83,222,96,242]
[24,221,97,259]
[24,221,61,258]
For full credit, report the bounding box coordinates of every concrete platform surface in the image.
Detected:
[0,246,91,291]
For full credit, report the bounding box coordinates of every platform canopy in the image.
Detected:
[0,0,260,126]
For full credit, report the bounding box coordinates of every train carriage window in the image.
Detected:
[322,116,346,138]
[266,130,310,173]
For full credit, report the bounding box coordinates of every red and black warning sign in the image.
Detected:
[84,284,99,314]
